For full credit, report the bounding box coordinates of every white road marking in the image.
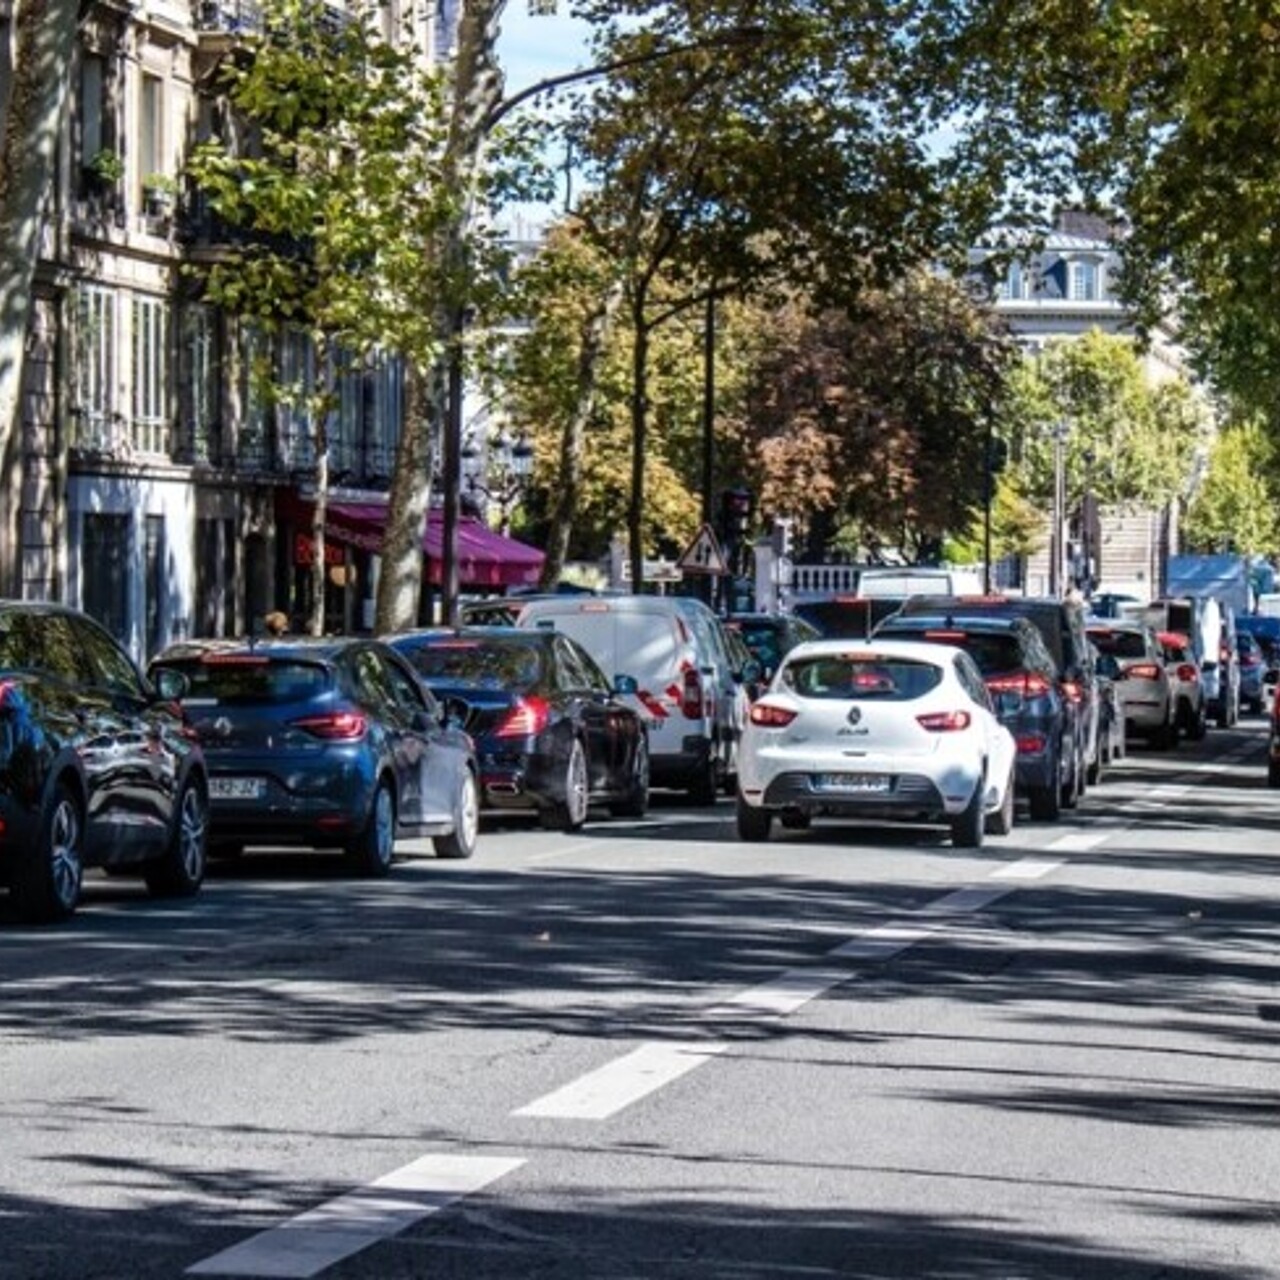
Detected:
[992,857,1064,880]
[1047,831,1108,852]
[512,1041,728,1119]
[185,1155,525,1278]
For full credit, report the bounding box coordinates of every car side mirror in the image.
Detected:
[1095,655,1121,681]
[441,695,470,728]
[613,673,638,696]
[151,667,189,702]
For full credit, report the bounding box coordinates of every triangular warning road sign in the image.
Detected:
[676,522,729,575]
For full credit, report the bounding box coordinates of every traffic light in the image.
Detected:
[720,487,753,542]
[771,517,793,559]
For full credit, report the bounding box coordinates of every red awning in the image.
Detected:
[284,496,544,589]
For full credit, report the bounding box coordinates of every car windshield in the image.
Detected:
[732,624,782,671]
[1089,629,1148,659]
[158,657,331,704]
[401,640,543,690]
[782,654,942,700]
[879,627,1023,676]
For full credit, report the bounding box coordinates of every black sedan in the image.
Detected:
[0,602,209,922]
[150,636,479,872]
[389,627,650,831]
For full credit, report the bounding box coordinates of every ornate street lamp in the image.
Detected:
[461,426,534,535]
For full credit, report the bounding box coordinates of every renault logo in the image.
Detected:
[846,707,862,726]
[213,717,232,739]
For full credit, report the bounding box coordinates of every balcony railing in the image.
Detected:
[196,0,263,34]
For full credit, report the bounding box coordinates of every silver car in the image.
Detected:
[1087,620,1176,749]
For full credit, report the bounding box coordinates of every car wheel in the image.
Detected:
[984,770,1015,837]
[541,738,590,832]
[736,791,772,842]
[1270,760,1280,789]
[1028,777,1061,822]
[346,779,396,876]
[1086,744,1103,787]
[950,776,986,849]
[434,769,479,860]
[1216,697,1230,729]
[1060,751,1081,810]
[12,782,84,923]
[145,779,208,898]
[609,735,650,819]
[1188,702,1208,741]
[687,752,719,807]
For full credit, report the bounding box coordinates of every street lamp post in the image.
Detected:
[462,425,534,536]
[1050,420,1069,597]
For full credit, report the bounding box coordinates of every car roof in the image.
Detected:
[876,612,1032,635]
[154,636,361,663]
[391,626,555,648]
[785,637,963,665]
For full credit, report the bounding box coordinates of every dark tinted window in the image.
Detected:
[159,656,330,703]
[877,625,1023,676]
[794,598,902,638]
[782,655,942,701]
[73,616,145,697]
[400,637,543,690]
[1088,629,1148,660]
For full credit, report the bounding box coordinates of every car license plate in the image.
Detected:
[817,773,890,793]
[210,776,264,800]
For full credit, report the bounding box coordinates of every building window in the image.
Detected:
[182,304,219,462]
[82,512,130,645]
[278,327,315,471]
[138,73,164,192]
[1069,259,1099,301]
[131,295,170,456]
[367,351,402,480]
[79,55,106,170]
[74,285,119,451]
[145,515,165,658]
[238,323,270,468]
[335,349,363,480]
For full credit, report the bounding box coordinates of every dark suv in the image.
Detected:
[0,602,209,922]
[874,613,1070,820]
[895,595,1100,802]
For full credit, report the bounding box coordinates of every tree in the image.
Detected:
[0,0,80,592]
[735,271,1017,562]
[1182,419,1280,557]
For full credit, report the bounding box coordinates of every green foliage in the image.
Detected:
[1005,331,1211,512]
[1182,418,1280,556]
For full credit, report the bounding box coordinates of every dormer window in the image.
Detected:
[1068,258,1100,301]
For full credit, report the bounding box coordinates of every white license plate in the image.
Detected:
[210,777,265,800]
[817,773,890,794]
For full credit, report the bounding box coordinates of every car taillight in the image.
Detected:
[986,673,1052,697]
[291,711,368,741]
[494,696,551,738]
[680,663,705,719]
[750,703,797,727]
[1016,733,1047,754]
[1242,654,1262,667]
[1061,680,1083,704]
[1176,663,1198,683]
[917,710,971,732]
[1126,662,1163,681]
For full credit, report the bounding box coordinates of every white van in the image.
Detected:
[517,594,753,803]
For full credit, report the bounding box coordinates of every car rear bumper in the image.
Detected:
[748,771,953,819]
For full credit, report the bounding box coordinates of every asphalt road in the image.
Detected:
[2,716,1278,1280]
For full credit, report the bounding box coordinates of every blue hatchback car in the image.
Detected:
[873,612,1071,821]
[150,637,480,873]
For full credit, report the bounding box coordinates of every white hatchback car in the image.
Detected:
[736,638,1017,847]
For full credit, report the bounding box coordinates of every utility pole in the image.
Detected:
[1050,420,1069,596]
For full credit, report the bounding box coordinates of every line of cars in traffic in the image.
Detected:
[3,583,1273,923]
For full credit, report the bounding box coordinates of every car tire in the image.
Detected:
[12,781,84,923]
[541,737,590,832]
[950,776,986,849]
[346,779,396,877]
[144,779,208,898]
[1216,698,1230,729]
[1270,760,1280,789]
[1061,751,1081,810]
[434,769,479,860]
[984,770,1015,837]
[1188,701,1208,740]
[687,753,719,807]
[736,792,772,842]
[1028,778,1061,822]
[1086,745,1103,787]
[610,736,650,819]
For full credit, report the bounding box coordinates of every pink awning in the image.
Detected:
[286,496,544,588]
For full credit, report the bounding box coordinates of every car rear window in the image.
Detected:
[794,598,903,638]
[1088,629,1147,659]
[400,639,543,689]
[878,627,1023,676]
[158,657,331,704]
[782,655,942,700]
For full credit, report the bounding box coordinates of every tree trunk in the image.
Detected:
[627,279,650,593]
[374,0,506,633]
[0,0,79,594]
[539,274,624,588]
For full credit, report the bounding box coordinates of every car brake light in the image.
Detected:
[680,662,705,719]
[924,630,967,642]
[290,711,368,741]
[750,703,797,727]
[986,673,1051,697]
[1061,680,1083,704]
[1126,662,1163,681]
[0,679,16,708]
[1176,663,1198,683]
[1016,733,1047,754]
[917,710,971,732]
[1242,654,1262,667]
[494,696,551,738]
